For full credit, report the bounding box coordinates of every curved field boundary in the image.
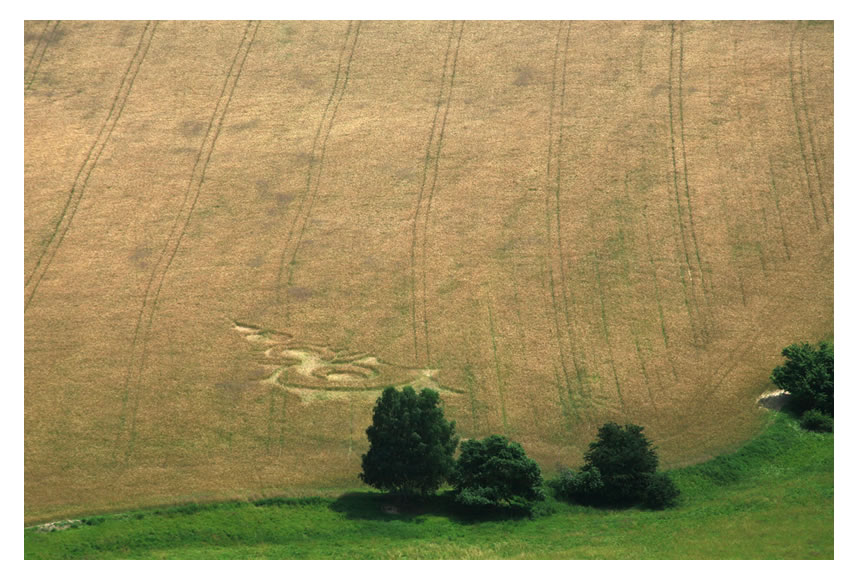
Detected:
[668,21,709,346]
[25,21,157,312]
[409,21,464,366]
[24,20,60,91]
[276,21,362,308]
[114,21,260,463]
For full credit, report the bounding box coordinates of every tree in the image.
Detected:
[451,435,544,511]
[360,386,458,497]
[553,420,680,509]
[770,341,833,416]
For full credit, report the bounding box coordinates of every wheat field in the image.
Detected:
[24,20,833,524]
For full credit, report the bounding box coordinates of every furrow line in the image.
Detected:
[552,22,585,387]
[768,155,792,260]
[628,171,677,380]
[115,21,259,462]
[798,22,830,225]
[632,334,657,410]
[277,21,356,304]
[281,22,362,298]
[410,21,456,365]
[788,22,820,229]
[419,20,464,366]
[593,256,625,412]
[24,21,52,85]
[668,21,704,345]
[24,20,60,91]
[486,295,509,435]
[25,21,157,311]
[541,22,582,422]
[677,23,710,301]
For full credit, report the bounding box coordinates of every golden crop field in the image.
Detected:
[24,20,833,525]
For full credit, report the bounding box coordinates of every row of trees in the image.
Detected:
[359,386,678,512]
[360,387,544,510]
[358,339,832,512]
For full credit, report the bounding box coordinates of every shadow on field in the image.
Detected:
[328,491,536,525]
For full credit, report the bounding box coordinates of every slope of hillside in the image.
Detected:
[24,412,833,559]
[24,20,833,523]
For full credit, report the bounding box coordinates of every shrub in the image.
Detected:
[800,409,833,433]
[552,466,603,502]
[451,435,544,511]
[360,386,458,497]
[582,422,659,505]
[770,341,833,416]
[643,472,681,510]
[555,422,680,509]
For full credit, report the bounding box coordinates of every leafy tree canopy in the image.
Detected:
[580,422,659,505]
[770,341,834,416]
[452,435,544,510]
[360,386,458,497]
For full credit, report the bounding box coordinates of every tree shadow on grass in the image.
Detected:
[328,491,536,525]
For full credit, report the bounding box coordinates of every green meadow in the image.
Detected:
[24,411,832,559]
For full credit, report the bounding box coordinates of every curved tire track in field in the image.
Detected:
[789,22,830,227]
[25,21,158,312]
[691,294,777,417]
[24,21,52,79]
[768,155,792,261]
[541,21,592,419]
[409,21,463,365]
[626,170,678,381]
[24,20,60,91]
[799,27,830,225]
[114,21,259,462]
[668,21,709,346]
[788,22,822,229]
[276,21,362,308]
[591,256,626,412]
[485,292,509,435]
[677,25,709,296]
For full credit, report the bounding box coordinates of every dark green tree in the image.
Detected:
[360,386,458,497]
[770,341,834,416]
[451,435,544,510]
[580,422,659,505]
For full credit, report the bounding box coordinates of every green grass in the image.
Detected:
[24,412,832,559]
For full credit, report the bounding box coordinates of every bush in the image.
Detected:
[800,409,833,433]
[552,466,603,503]
[360,386,458,497]
[451,435,544,511]
[554,422,679,509]
[643,473,681,510]
[582,422,659,505]
[770,341,833,416]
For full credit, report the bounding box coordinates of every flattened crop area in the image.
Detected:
[24,21,833,524]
